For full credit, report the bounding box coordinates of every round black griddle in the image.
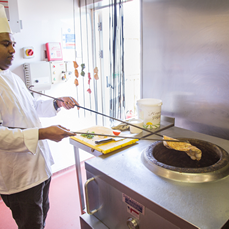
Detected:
[143,138,229,174]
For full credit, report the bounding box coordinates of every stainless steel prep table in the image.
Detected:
[81,127,229,229]
[69,116,175,215]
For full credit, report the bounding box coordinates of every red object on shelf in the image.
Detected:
[46,42,63,61]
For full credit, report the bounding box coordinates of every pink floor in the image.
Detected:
[0,163,87,229]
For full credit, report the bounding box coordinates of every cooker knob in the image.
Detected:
[127,217,139,229]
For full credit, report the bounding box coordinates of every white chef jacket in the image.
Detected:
[0,69,57,194]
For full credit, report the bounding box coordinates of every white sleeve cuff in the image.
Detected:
[23,128,39,155]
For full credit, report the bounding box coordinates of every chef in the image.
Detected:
[0,4,79,229]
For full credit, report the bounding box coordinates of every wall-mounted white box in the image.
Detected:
[23,62,51,91]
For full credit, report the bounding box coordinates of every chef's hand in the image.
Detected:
[39,125,76,142]
[56,97,80,110]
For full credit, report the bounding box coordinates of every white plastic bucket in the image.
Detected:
[136,98,162,129]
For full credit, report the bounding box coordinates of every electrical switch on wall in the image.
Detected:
[23,47,34,59]
[50,61,66,84]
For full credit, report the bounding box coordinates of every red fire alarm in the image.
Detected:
[46,42,63,61]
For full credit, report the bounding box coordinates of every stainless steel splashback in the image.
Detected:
[141,0,229,140]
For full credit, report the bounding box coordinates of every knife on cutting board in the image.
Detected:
[95,137,124,144]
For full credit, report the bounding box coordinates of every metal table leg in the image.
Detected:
[73,145,85,214]
[70,138,103,216]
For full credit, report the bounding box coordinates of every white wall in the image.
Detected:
[10,0,94,172]
[12,0,75,76]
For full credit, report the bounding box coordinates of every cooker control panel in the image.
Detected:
[127,217,139,229]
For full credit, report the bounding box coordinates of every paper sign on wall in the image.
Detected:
[62,27,75,50]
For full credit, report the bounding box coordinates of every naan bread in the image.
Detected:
[163,135,202,161]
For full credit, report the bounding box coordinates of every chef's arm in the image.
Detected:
[39,125,76,142]
[0,125,75,155]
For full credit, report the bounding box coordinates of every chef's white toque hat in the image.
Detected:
[0,4,12,33]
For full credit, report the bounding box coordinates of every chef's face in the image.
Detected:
[0,33,15,70]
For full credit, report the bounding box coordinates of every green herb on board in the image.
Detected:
[81,131,95,139]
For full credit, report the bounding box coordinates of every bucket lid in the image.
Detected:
[137,98,162,106]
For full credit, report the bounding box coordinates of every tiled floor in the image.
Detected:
[0,163,87,229]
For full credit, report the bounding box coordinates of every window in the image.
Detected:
[75,0,140,126]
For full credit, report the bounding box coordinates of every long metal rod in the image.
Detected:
[75,104,164,137]
[28,86,164,137]
[28,86,65,102]
[73,132,188,142]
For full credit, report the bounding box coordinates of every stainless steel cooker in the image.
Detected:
[79,126,229,229]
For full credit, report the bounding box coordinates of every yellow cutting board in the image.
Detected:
[71,126,139,154]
